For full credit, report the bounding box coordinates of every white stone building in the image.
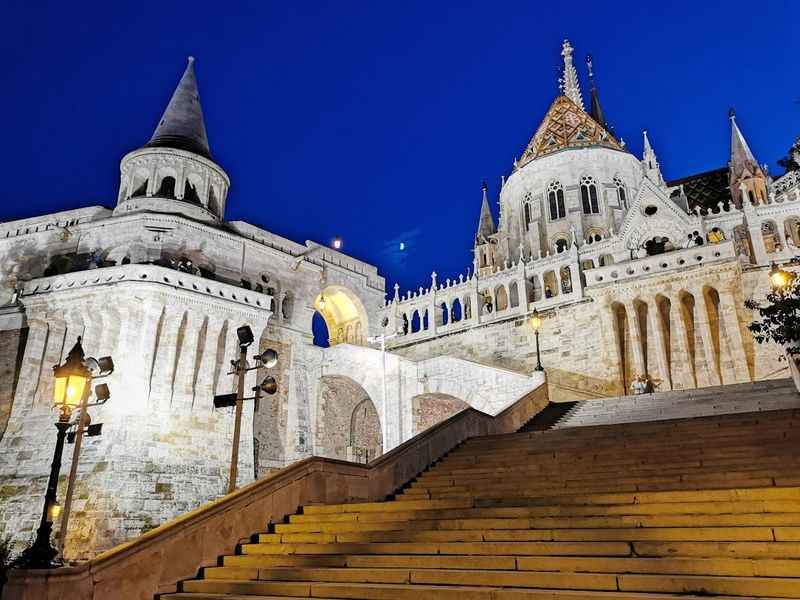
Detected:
[381,40,799,400]
[0,40,797,560]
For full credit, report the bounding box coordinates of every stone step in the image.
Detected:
[163,584,795,600]
[287,512,800,530]
[257,526,789,545]
[176,572,800,598]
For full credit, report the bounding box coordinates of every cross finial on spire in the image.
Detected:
[560,39,585,110]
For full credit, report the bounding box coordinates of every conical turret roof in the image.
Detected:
[475,182,496,243]
[728,109,760,179]
[145,57,211,160]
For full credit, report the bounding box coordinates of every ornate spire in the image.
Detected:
[728,108,761,180]
[145,57,211,159]
[642,130,665,185]
[475,181,496,243]
[560,40,584,111]
[586,54,609,132]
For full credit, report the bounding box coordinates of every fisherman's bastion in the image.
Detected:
[0,39,797,567]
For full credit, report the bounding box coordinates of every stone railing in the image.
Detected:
[584,240,736,288]
[20,264,273,311]
[2,380,549,600]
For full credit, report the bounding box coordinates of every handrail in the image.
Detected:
[2,377,549,600]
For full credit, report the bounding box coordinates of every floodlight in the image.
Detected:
[257,348,279,369]
[94,383,111,402]
[86,423,103,437]
[97,356,114,375]
[214,393,238,409]
[237,325,254,346]
[259,376,278,395]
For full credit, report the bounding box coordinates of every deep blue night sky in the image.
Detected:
[1,1,797,297]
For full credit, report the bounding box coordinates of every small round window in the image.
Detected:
[644,205,658,216]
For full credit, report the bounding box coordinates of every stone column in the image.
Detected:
[149,307,186,408]
[690,287,722,387]
[34,318,67,407]
[667,291,696,390]
[643,295,671,391]
[194,316,225,412]
[13,317,50,410]
[172,311,206,408]
[622,299,646,380]
[716,286,752,384]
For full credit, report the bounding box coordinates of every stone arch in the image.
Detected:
[610,301,633,392]
[761,220,780,253]
[509,281,520,308]
[784,217,800,247]
[410,310,421,333]
[314,285,369,346]
[678,290,698,386]
[130,168,150,198]
[702,285,723,384]
[559,266,573,294]
[412,393,470,435]
[155,167,178,199]
[495,285,509,312]
[183,172,203,204]
[451,298,462,322]
[316,375,382,462]
[438,301,449,326]
[599,254,614,267]
[543,270,558,298]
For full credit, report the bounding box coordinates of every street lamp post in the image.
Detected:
[14,338,91,569]
[530,309,544,372]
[216,325,279,494]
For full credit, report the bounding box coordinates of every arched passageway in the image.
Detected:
[412,393,469,436]
[314,285,369,346]
[316,375,382,463]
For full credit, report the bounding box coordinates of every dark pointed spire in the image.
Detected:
[728,107,760,179]
[476,181,496,243]
[586,54,610,132]
[145,57,212,159]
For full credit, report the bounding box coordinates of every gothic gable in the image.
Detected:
[518,96,625,168]
[618,176,700,251]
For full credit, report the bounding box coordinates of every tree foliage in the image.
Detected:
[745,277,800,358]
[777,136,800,173]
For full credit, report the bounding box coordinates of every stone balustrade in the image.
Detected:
[584,241,736,288]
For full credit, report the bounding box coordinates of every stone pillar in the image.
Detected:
[172,311,206,408]
[667,291,696,390]
[195,316,226,412]
[149,307,186,408]
[643,295,671,391]
[622,299,646,380]
[34,318,67,407]
[13,317,50,411]
[716,287,752,384]
[691,287,722,387]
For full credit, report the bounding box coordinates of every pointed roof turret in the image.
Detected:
[586,55,610,133]
[642,130,665,185]
[145,57,212,160]
[559,40,585,111]
[475,181,496,243]
[728,108,761,180]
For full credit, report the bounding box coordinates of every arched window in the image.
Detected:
[547,181,566,221]
[183,180,201,204]
[613,176,627,208]
[580,176,600,214]
[156,176,176,198]
[554,237,569,253]
[524,203,532,232]
[523,191,533,232]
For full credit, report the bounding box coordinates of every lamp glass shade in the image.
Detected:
[53,373,88,412]
[530,314,542,331]
[770,268,792,290]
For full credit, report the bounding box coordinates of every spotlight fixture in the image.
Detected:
[237,325,254,346]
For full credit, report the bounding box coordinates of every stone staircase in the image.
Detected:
[553,378,799,429]
[165,406,800,599]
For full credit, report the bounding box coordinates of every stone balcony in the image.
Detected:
[583,240,737,288]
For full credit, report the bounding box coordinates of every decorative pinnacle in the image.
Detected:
[560,40,585,110]
[586,54,594,84]
[188,56,195,63]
